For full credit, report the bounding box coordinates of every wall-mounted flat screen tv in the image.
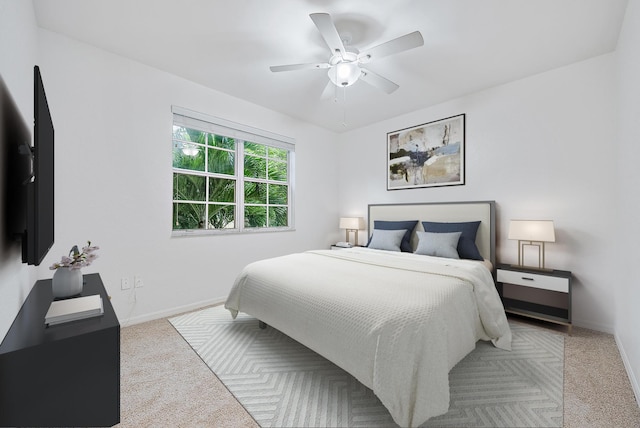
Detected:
[23,66,54,265]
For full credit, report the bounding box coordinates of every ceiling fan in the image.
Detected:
[270,13,424,95]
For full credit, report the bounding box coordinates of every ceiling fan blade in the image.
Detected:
[270,62,330,72]
[359,68,399,94]
[358,31,424,63]
[310,13,346,57]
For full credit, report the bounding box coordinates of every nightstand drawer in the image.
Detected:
[497,269,569,293]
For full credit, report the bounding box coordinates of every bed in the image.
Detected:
[225,201,511,427]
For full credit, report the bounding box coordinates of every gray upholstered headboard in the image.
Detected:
[367,201,496,267]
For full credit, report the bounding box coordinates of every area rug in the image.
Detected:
[169,306,564,427]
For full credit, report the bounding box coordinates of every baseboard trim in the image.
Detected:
[571,318,614,334]
[615,333,640,409]
[119,297,226,327]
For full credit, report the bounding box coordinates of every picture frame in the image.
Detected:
[387,114,465,190]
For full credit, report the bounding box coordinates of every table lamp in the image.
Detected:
[339,217,364,246]
[508,220,555,270]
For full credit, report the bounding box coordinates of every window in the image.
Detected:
[172,107,295,235]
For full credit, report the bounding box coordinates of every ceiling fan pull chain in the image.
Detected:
[342,86,347,127]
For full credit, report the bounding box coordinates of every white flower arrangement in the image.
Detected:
[49,241,99,270]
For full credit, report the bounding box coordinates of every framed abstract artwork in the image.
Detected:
[387,114,465,190]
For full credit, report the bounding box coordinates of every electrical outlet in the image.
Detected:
[121,277,131,290]
[134,276,144,288]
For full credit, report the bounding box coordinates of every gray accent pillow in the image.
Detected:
[367,229,407,252]
[368,220,418,252]
[421,221,483,260]
[415,231,462,259]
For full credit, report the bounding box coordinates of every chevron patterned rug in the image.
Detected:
[170,306,563,427]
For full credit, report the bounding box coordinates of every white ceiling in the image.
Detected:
[33,0,628,133]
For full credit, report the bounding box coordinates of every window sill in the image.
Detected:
[171,226,295,238]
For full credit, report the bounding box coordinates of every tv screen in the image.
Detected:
[23,66,54,265]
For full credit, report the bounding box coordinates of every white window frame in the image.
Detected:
[171,106,295,236]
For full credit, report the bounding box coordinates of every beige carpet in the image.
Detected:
[117,310,640,428]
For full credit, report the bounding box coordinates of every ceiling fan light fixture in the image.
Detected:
[329,61,360,87]
[181,143,199,157]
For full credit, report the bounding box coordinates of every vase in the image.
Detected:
[52,267,83,298]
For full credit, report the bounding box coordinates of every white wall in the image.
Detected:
[337,54,618,333]
[0,0,40,342]
[21,29,341,327]
[615,0,640,405]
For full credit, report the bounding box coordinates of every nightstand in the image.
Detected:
[495,263,572,334]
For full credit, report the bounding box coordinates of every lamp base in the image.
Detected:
[516,240,551,271]
[345,228,358,246]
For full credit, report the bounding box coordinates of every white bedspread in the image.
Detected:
[225,247,512,427]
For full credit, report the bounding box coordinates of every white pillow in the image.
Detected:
[367,229,407,252]
[415,231,462,259]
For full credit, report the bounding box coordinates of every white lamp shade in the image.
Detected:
[339,217,364,230]
[508,220,556,242]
